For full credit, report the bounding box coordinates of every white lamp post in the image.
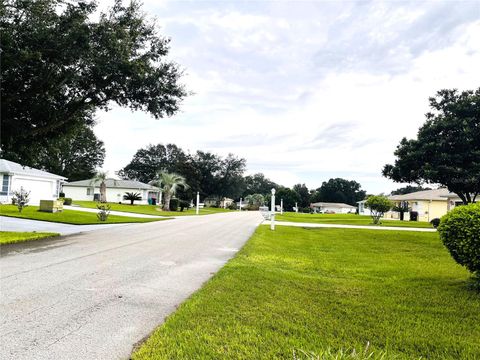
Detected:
[196,192,200,215]
[280,198,283,215]
[270,188,276,230]
[239,198,242,211]
[295,202,298,213]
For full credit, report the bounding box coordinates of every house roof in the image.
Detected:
[0,159,66,180]
[388,188,458,201]
[310,202,356,209]
[63,178,160,191]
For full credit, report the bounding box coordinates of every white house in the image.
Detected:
[62,178,161,205]
[0,159,66,205]
[357,200,371,216]
[310,202,356,214]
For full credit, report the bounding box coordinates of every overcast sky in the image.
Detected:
[94,0,480,194]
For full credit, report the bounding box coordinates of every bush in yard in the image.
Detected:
[59,192,65,198]
[179,200,190,212]
[63,198,72,205]
[124,192,142,205]
[169,198,179,211]
[11,187,30,212]
[438,202,480,276]
[96,204,111,221]
[364,195,393,224]
[430,218,441,228]
[228,202,237,210]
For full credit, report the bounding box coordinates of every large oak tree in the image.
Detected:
[1,0,187,165]
[383,88,480,204]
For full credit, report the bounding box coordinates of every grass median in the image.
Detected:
[133,226,478,359]
[0,205,170,225]
[0,231,59,245]
[275,212,433,228]
[73,201,233,217]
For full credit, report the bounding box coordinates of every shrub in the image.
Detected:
[170,198,179,211]
[63,198,72,205]
[11,187,30,212]
[179,200,190,212]
[97,204,111,221]
[227,202,237,210]
[438,203,480,275]
[59,192,65,198]
[364,195,393,224]
[430,218,441,228]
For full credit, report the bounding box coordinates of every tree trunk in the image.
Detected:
[163,192,171,211]
[100,181,107,203]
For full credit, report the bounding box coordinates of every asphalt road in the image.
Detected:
[0,211,263,360]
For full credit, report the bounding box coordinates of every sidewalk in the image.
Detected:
[64,205,167,218]
[262,220,437,232]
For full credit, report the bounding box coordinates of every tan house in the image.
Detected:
[386,188,460,222]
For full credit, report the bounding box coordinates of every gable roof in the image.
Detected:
[0,159,66,180]
[388,188,458,201]
[310,202,356,209]
[64,178,160,191]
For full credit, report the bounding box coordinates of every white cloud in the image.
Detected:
[94,0,480,193]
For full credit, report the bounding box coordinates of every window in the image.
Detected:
[87,187,92,195]
[1,175,10,195]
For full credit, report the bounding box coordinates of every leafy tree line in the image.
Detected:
[118,144,370,208]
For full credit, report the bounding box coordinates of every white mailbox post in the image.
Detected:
[270,188,276,231]
[295,202,298,213]
[196,192,200,215]
[239,197,242,211]
[280,198,283,215]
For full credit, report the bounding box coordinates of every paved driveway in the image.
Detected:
[1,216,128,235]
[0,211,263,360]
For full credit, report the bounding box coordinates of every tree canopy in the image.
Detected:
[1,0,187,166]
[311,178,366,206]
[32,125,105,181]
[390,185,431,196]
[383,88,480,204]
[119,144,247,201]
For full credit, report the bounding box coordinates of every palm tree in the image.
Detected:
[90,171,108,203]
[124,192,142,205]
[150,171,189,211]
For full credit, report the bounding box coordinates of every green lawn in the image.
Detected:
[133,226,479,359]
[0,231,59,245]
[0,205,169,225]
[73,200,233,217]
[276,212,433,228]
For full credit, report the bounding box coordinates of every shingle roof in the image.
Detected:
[0,159,66,180]
[64,178,160,191]
[388,188,458,201]
[310,202,356,209]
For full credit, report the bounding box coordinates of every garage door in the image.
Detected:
[12,178,54,205]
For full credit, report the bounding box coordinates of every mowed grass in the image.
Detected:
[133,226,479,359]
[73,200,233,216]
[0,205,168,225]
[0,231,59,245]
[276,212,433,228]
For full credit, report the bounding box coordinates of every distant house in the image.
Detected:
[387,188,460,222]
[358,188,461,222]
[0,159,66,205]
[310,202,356,214]
[204,197,234,208]
[62,178,161,205]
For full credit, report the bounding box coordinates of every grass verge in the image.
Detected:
[73,201,233,217]
[276,212,433,228]
[0,205,169,225]
[132,226,479,359]
[0,231,59,245]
